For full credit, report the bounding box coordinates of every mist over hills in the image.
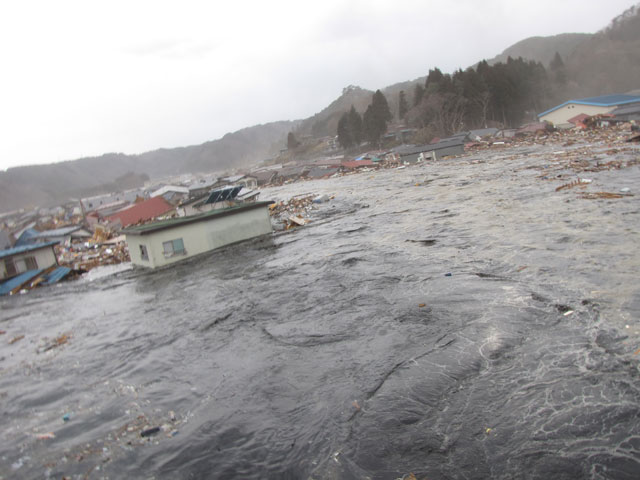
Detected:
[1,4,639,213]
[485,33,592,67]
[0,121,296,211]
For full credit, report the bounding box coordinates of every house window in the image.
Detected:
[162,238,186,258]
[4,258,17,277]
[139,245,149,261]
[25,256,38,270]
[15,258,27,273]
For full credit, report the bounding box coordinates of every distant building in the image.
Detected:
[273,166,310,184]
[123,201,273,269]
[82,189,144,211]
[150,185,190,205]
[538,94,640,126]
[187,178,218,197]
[391,138,465,163]
[1,242,58,279]
[221,175,258,189]
[24,226,92,246]
[610,102,640,123]
[341,159,375,170]
[307,167,339,179]
[251,170,278,186]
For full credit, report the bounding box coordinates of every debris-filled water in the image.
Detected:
[2,140,640,479]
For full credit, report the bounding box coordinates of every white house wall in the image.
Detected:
[126,206,272,268]
[540,104,615,125]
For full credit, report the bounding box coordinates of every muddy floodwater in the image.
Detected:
[2,141,640,479]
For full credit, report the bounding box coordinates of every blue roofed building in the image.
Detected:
[1,242,58,280]
[538,94,640,126]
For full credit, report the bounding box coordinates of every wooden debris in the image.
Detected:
[555,178,591,191]
[288,216,308,227]
[579,192,633,199]
[8,335,24,345]
[40,333,72,352]
[269,195,315,230]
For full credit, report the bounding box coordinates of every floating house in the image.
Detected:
[1,242,58,280]
[123,201,273,269]
[391,138,465,164]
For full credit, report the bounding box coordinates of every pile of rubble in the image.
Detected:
[268,194,321,230]
[56,241,129,273]
[466,122,639,153]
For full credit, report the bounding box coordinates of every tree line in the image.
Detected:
[335,55,566,149]
[405,58,554,137]
[337,90,392,149]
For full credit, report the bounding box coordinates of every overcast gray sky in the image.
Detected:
[0,0,636,170]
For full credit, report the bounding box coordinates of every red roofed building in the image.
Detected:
[568,113,590,129]
[341,159,375,170]
[107,197,174,228]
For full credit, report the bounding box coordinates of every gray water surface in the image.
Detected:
[2,142,640,479]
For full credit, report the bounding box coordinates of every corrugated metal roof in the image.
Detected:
[0,242,58,259]
[0,269,43,296]
[150,185,189,198]
[538,94,640,118]
[14,228,39,247]
[106,197,174,228]
[611,102,640,116]
[34,226,83,237]
[43,267,72,285]
[308,167,339,178]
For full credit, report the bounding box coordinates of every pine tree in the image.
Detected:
[549,51,567,84]
[287,132,299,149]
[425,68,445,93]
[398,90,408,120]
[337,113,352,149]
[363,90,392,145]
[348,106,363,146]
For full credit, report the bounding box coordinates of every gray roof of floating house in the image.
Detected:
[123,201,273,236]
